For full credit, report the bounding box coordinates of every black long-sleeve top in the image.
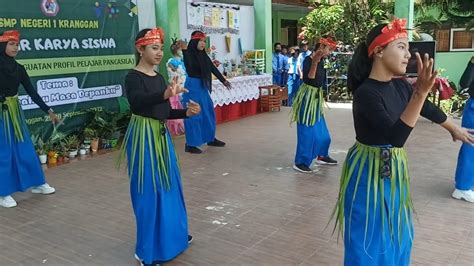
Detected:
[353,78,447,147]
[182,50,226,84]
[0,65,50,112]
[124,70,187,121]
[302,56,327,89]
[460,61,473,98]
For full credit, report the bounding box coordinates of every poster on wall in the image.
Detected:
[203,6,212,27]
[0,0,138,134]
[230,10,240,31]
[187,4,204,26]
[187,1,240,34]
[228,10,234,29]
[211,8,220,28]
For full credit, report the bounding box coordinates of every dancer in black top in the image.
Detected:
[118,28,200,265]
[181,31,232,154]
[330,19,474,266]
[0,30,61,208]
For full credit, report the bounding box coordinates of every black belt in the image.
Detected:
[380,147,391,179]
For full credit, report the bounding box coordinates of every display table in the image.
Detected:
[211,74,272,124]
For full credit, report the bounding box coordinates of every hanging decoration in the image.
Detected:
[187,1,240,34]
[225,33,231,53]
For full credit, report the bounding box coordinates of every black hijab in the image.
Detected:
[0,40,21,95]
[185,33,212,90]
[0,42,20,78]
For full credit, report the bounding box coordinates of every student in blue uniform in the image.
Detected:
[453,56,474,203]
[287,46,300,106]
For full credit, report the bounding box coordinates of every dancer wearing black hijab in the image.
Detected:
[181,31,232,154]
[0,30,61,208]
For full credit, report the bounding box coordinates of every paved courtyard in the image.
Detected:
[1,105,473,265]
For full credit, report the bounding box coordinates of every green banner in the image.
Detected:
[0,0,138,135]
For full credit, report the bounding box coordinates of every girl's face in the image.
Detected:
[5,41,19,57]
[317,44,332,58]
[376,37,411,75]
[138,42,164,65]
[197,38,206,51]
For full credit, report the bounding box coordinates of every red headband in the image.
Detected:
[368,18,408,57]
[0,30,20,43]
[135,28,164,46]
[191,32,206,40]
[319,37,337,50]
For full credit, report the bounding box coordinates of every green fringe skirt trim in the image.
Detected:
[329,142,414,245]
[116,114,173,192]
[1,95,26,143]
[290,83,324,126]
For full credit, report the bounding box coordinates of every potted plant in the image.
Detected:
[85,109,130,152]
[57,140,68,164]
[31,134,48,164]
[84,127,99,152]
[64,135,79,159]
[47,146,58,165]
[60,142,69,163]
[83,139,91,154]
[56,150,64,165]
[79,144,87,155]
[46,130,66,165]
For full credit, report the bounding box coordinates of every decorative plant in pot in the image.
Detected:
[83,127,99,152]
[83,140,91,154]
[86,110,111,151]
[79,144,87,156]
[56,140,68,164]
[56,150,64,165]
[31,134,47,164]
[98,114,123,150]
[46,130,66,165]
[60,141,69,163]
[64,135,80,159]
[47,144,58,165]
[85,109,130,151]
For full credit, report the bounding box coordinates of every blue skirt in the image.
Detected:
[295,117,331,166]
[0,96,46,196]
[333,143,413,266]
[455,98,474,190]
[292,84,331,166]
[181,77,216,147]
[122,115,189,264]
[287,73,300,106]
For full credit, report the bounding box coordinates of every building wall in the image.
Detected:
[437,52,473,87]
[141,0,258,76]
[179,0,255,66]
[137,1,156,29]
[272,10,308,45]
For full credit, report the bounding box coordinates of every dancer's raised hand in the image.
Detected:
[414,52,438,96]
[165,76,188,99]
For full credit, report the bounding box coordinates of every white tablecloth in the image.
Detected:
[210,74,272,107]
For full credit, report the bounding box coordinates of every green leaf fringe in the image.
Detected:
[290,83,325,126]
[116,115,174,193]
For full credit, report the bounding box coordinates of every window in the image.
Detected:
[435,29,450,52]
[450,28,474,52]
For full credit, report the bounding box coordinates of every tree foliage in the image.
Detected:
[299,0,393,46]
